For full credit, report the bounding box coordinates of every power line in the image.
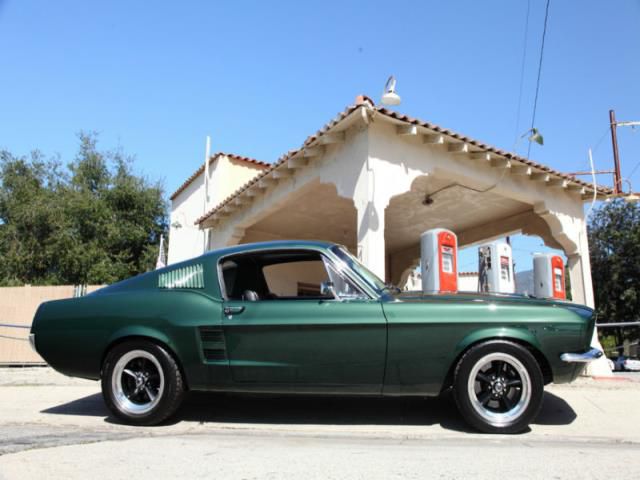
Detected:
[629,159,640,180]
[527,0,551,159]
[513,0,531,151]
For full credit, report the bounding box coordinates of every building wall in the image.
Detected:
[169,156,265,264]
[169,177,206,265]
[458,274,479,292]
[0,285,103,364]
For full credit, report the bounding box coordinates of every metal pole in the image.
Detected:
[609,109,622,194]
[203,136,211,252]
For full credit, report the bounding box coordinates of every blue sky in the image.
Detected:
[1,0,639,273]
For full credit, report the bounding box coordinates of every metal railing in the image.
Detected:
[0,323,31,341]
[0,323,31,329]
[597,321,640,328]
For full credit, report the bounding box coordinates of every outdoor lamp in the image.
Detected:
[524,128,544,146]
[381,76,401,106]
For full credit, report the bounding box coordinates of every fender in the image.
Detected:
[105,325,180,361]
[454,326,543,358]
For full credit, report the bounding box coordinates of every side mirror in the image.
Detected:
[320,281,338,299]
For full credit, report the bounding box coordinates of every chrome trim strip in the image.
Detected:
[560,348,603,363]
[29,333,36,353]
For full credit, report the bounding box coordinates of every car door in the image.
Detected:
[219,249,387,393]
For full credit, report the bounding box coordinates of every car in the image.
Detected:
[614,355,640,372]
[30,240,602,433]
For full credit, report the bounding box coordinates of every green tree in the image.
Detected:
[0,133,167,285]
[588,199,640,323]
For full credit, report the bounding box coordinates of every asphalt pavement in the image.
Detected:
[0,367,639,479]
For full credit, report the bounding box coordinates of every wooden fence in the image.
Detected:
[0,285,103,365]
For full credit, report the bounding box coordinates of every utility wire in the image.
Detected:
[527,0,551,159]
[513,0,531,152]
[629,159,640,180]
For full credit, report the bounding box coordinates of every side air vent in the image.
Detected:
[159,264,204,289]
[200,329,224,343]
[203,348,227,361]
[198,326,226,362]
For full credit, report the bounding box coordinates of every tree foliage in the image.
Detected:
[0,134,167,285]
[588,199,640,322]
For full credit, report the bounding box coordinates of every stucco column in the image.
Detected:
[569,222,611,376]
[534,203,610,375]
[564,218,594,308]
[356,200,387,281]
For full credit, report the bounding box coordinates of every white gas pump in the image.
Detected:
[533,253,566,299]
[421,228,458,293]
[477,241,515,294]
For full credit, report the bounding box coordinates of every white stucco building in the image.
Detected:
[168,153,269,264]
[169,95,610,311]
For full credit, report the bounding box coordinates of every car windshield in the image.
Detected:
[329,245,387,294]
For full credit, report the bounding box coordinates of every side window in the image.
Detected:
[263,259,329,298]
[220,250,367,301]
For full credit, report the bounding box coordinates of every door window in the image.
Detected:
[220,250,366,301]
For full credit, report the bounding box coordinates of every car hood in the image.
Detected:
[392,290,593,313]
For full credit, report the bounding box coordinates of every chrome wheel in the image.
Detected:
[111,349,165,416]
[467,352,531,427]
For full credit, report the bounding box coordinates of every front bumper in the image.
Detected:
[560,348,603,363]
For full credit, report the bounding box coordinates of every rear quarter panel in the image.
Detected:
[382,298,590,395]
[33,289,222,386]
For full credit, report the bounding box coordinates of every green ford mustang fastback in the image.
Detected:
[30,240,602,433]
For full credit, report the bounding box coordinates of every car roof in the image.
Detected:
[201,240,337,260]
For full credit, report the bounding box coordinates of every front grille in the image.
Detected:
[198,326,226,362]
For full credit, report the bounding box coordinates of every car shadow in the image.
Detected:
[42,392,108,417]
[534,391,577,425]
[41,390,576,432]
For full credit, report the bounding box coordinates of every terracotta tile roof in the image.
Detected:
[374,107,613,193]
[169,152,269,201]
[194,98,613,226]
[459,271,479,277]
[194,104,361,225]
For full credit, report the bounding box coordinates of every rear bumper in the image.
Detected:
[560,348,603,363]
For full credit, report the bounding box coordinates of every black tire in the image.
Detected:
[101,340,185,426]
[453,340,544,434]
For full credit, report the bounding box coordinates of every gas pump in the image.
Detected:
[533,253,566,299]
[421,228,458,293]
[477,241,515,294]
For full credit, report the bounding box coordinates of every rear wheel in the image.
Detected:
[453,340,544,434]
[102,340,185,425]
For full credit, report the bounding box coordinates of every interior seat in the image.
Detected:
[242,290,259,301]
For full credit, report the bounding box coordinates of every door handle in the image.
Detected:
[224,306,245,316]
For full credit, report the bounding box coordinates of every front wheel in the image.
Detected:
[102,340,185,425]
[453,340,544,434]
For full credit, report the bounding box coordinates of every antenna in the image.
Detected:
[203,135,211,252]
[203,135,211,212]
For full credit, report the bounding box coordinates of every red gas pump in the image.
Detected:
[421,228,458,293]
[533,253,566,300]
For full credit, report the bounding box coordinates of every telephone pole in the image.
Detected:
[609,109,640,195]
[609,109,623,194]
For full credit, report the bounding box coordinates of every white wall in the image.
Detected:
[169,176,206,265]
[458,274,479,292]
[168,155,265,264]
